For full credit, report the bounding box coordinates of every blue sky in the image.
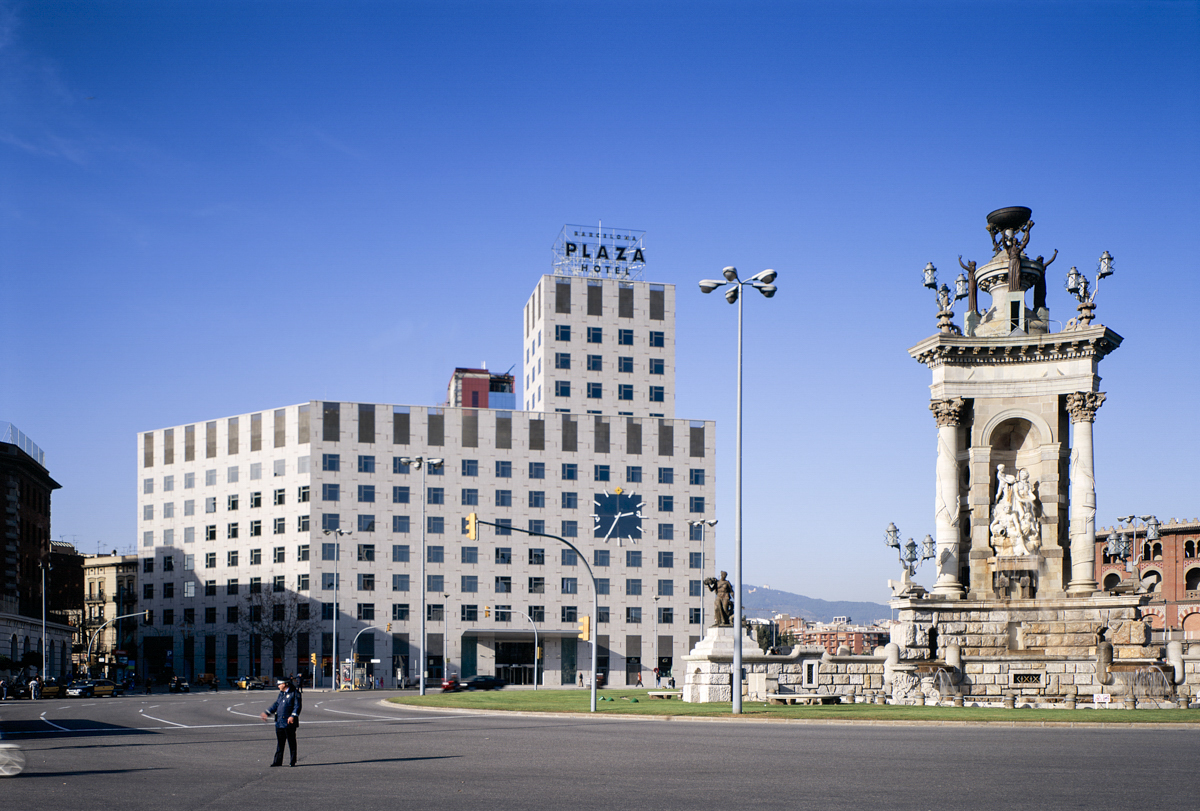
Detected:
[3,1,1197,602]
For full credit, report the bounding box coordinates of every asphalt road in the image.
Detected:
[1,690,1196,810]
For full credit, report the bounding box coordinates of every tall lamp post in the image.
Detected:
[322,527,352,690]
[40,558,52,678]
[699,267,777,714]
[399,455,444,695]
[685,519,718,629]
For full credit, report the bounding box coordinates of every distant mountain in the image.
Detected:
[740,584,891,625]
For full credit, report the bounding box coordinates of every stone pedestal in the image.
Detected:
[681,625,768,703]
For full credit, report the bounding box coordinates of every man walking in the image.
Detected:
[261,677,302,767]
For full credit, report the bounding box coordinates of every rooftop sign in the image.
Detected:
[553,224,646,280]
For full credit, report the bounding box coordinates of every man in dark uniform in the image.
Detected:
[261,677,302,767]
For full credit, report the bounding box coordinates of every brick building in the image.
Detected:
[1094,517,1200,639]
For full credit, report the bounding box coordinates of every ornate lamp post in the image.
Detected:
[885,523,935,586]
[398,455,444,695]
[922,262,969,334]
[698,267,777,715]
[1111,514,1160,595]
[1065,250,1114,328]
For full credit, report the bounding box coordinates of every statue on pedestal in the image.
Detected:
[704,571,734,626]
[989,465,1041,556]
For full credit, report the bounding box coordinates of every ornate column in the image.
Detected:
[1065,391,1106,595]
[930,398,966,596]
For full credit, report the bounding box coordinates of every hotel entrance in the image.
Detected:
[495,640,536,685]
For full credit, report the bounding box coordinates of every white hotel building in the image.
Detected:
[136,230,716,688]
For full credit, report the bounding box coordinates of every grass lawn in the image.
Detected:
[387,689,1200,724]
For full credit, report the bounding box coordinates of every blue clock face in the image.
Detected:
[592,489,644,544]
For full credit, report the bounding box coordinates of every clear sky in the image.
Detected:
[3,1,1197,603]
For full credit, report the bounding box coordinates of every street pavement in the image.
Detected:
[1,689,1196,810]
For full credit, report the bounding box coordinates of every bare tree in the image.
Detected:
[236,587,315,678]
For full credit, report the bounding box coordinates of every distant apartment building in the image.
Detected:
[135,228,717,688]
[774,614,889,655]
[81,552,140,678]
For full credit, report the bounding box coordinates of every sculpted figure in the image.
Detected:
[704,571,734,626]
[990,465,1041,556]
[958,256,978,313]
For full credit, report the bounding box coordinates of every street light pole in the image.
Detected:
[685,519,717,629]
[41,558,51,678]
[322,527,352,690]
[699,267,777,714]
[87,611,147,678]
[400,456,444,695]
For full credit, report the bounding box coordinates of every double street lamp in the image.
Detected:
[698,267,777,715]
[685,519,718,628]
[398,455,444,695]
[322,527,352,689]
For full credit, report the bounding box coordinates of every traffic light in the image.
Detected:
[578,615,591,642]
[310,653,316,665]
[386,622,392,632]
[484,605,491,618]
[466,512,479,540]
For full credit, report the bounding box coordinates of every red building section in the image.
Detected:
[1093,518,1200,639]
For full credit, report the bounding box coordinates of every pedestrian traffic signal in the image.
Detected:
[578,615,591,642]
[466,512,479,540]
[484,605,491,618]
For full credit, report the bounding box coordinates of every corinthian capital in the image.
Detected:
[1065,391,1106,423]
[929,397,966,427]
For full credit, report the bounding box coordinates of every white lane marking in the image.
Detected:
[227,706,264,719]
[5,718,395,736]
[148,705,160,709]
[39,712,70,732]
[139,711,187,728]
[319,706,402,720]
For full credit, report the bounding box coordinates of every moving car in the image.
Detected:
[168,676,190,693]
[233,676,270,690]
[65,678,125,698]
[451,675,506,692]
[441,676,461,692]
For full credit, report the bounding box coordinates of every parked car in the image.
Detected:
[233,676,270,690]
[461,675,506,691]
[38,678,67,699]
[66,678,124,698]
[168,676,190,693]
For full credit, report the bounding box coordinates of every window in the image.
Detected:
[392,575,410,592]
[298,574,309,591]
[626,550,642,567]
[658,607,674,624]
[227,579,239,595]
[205,553,216,569]
[322,454,340,471]
[495,547,512,564]
[458,488,479,507]
[321,542,338,561]
[554,352,570,369]
[357,603,375,621]
[393,486,410,504]
[586,382,602,399]
[393,515,410,532]
[594,549,610,567]
[496,460,512,478]
[689,552,702,569]
[690,469,705,486]
[205,606,217,623]
[555,324,571,341]
[528,491,546,509]
[184,554,195,570]
[658,579,674,597]
[495,490,512,507]
[272,575,285,593]
[555,380,570,397]
[617,384,633,401]
[658,524,674,540]
[587,327,602,343]
[618,328,633,345]
[529,548,545,565]
[298,485,310,503]
[358,544,375,562]
[529,462,545,480]
[143,558,154,573]
[358,455,375,473]
[358,485,376,503]
[143,504,154,521]
[427,516,444,534]
[249,491,262,508]
[649,358,665,375]
[427,487,445,505]
[649,386,665,402]
[249,463,262,481]
[689,496,705,513]
[388,603,408,621]
[528,576,545,594]
[249,520,262,537]
[462,459,478,477]
[649,330,665,347]
[163,555,175,571]
[495,605,512,622]
[658,551,674,568]
[392,544,409,562]
[227,550,239,566]
[184,500,195,516]
[562,491,578,509]
[273,517,286,535]
[185,472,196,489]
[658,467,675,485]
[248,548,261,565]
[626,579,642,596]
[205,497,217,514]
[495,518,512,536]
[321,573,337,590]
[298,515,310,532]
[205,580,217,596]
[274,488,286,505]
[596,577,610,595]
[658,495,674,512]
[690,579,702,597]
[462,575,478,593]
[594,465,610,482]
[562,520,578,537]
[562,463,577,481]
[322,483,340,501]
[625,466,643,483]
[562,577,578,594]
[143,583,154,599]
[461,546,478,564]
[321,514,339,531]
[249,577,262,594]
[427,545,444,564]
[393,457,410,474]
[561,605,578,623]
[626,607,642,624]
[586,354,603,372]
[562,549,578,566]
[689,607,702,625]
[528,605,544,623]
[205,469,217,486]
[495,576,512,593]
[143,477,154,494]
[355,573,375,591]
[461,604,478,622]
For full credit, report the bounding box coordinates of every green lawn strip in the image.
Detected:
[387,690,1200,723]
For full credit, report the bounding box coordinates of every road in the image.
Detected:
[1,689,1196,810]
